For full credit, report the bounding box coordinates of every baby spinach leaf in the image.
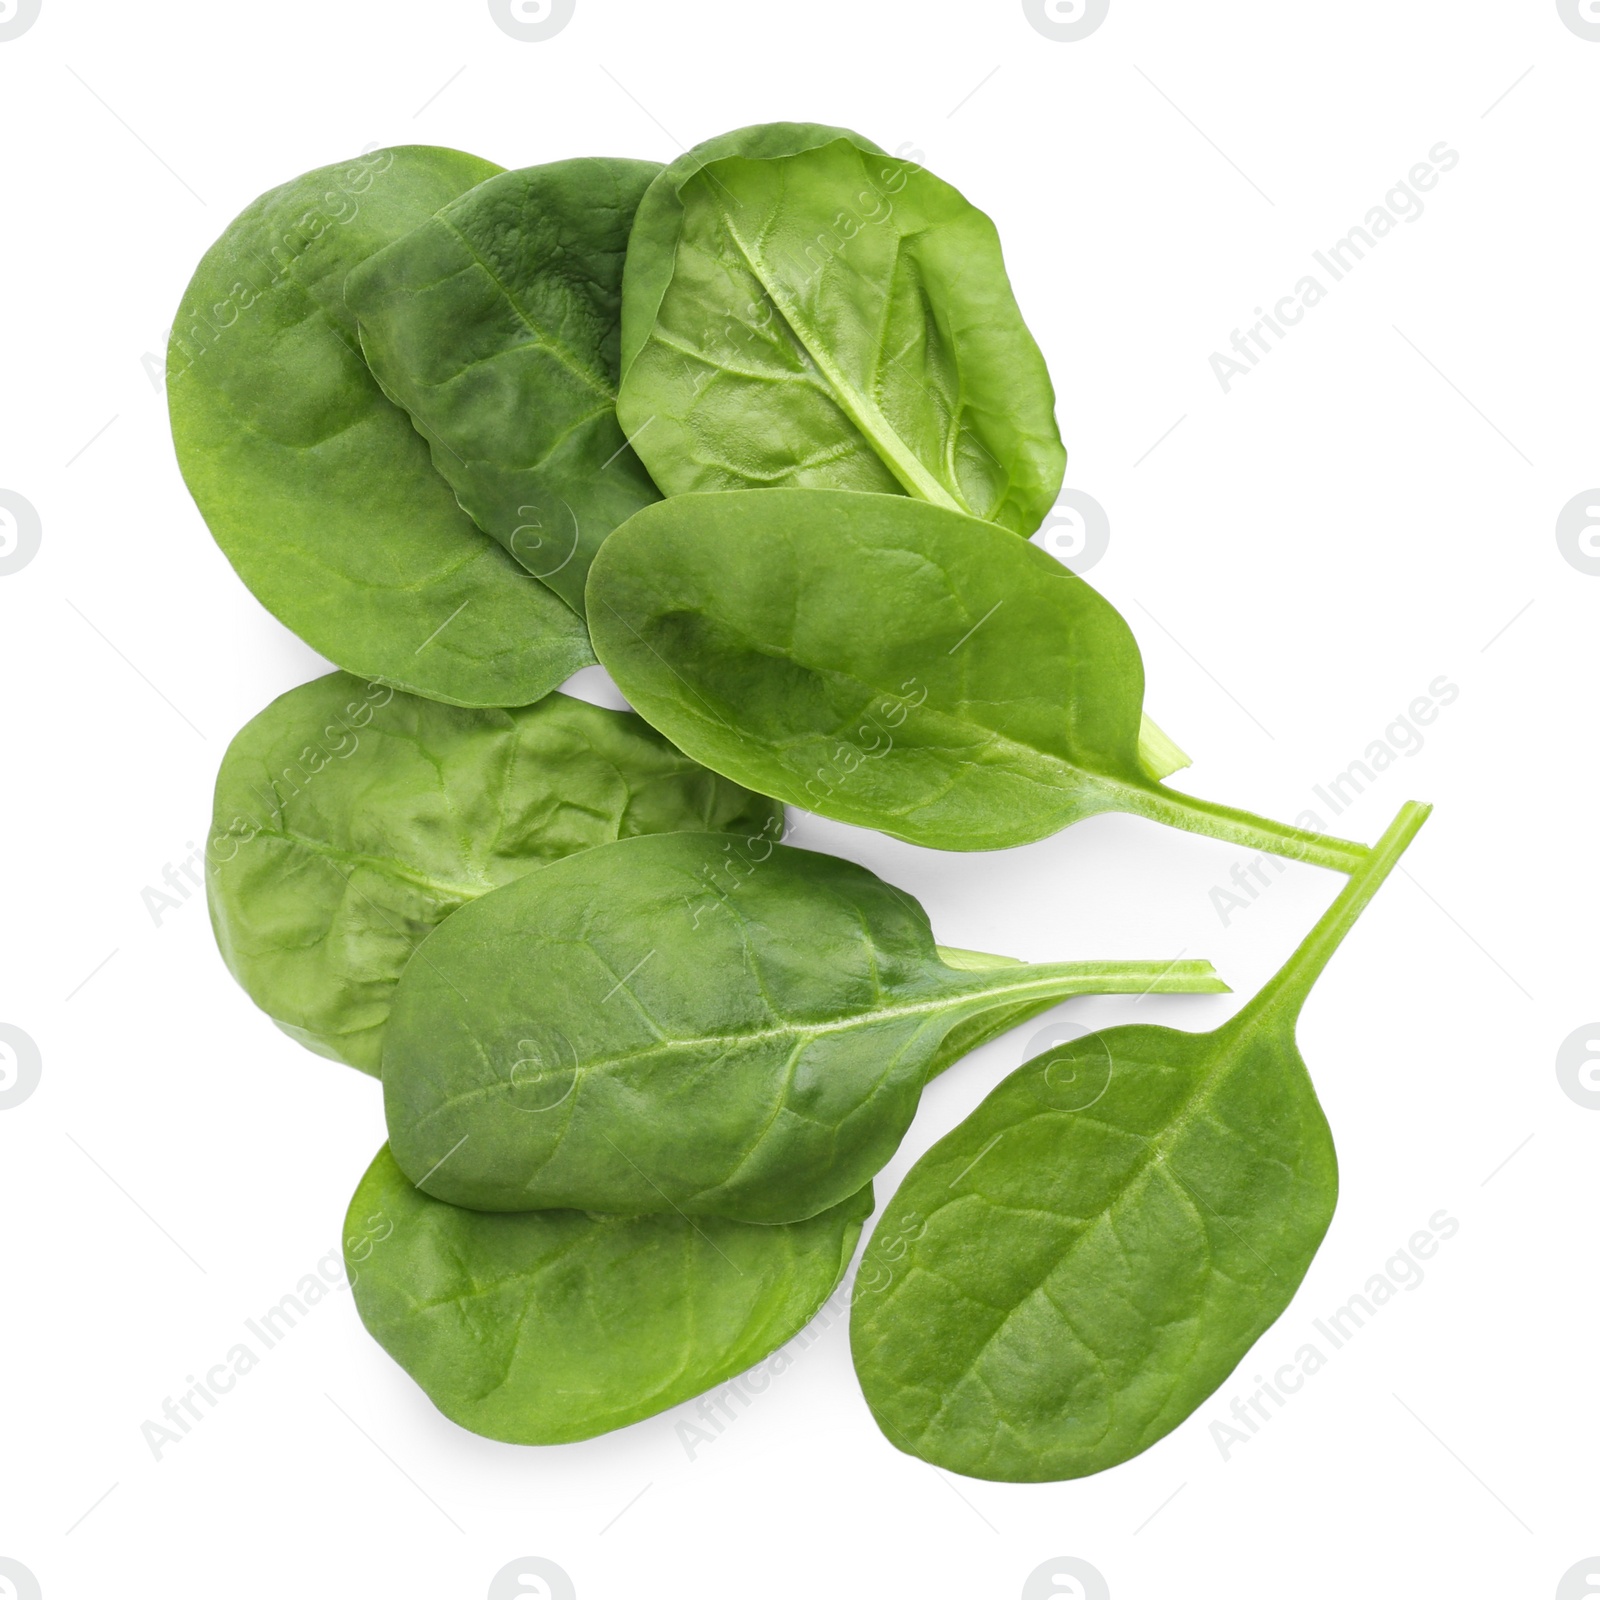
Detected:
[207,672,780,1075]
[382,830,1226,1223]
[850,801,1430,1482]
[347,158,664,617]
[587,489,1369,872]
[345,1145,869,1444]
[168,146,593,707]
[617,123,1065,536]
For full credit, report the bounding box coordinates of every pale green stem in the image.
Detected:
[950,960,1229,1003]
[935,945,1024,972]
[1137,714,1191,781]
[1229,800,1431,1033]
[1103,778,1373,876]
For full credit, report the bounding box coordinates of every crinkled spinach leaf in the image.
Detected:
[348,158,663,617]
[588,489,1368,871]
[168,146,593,706]
[345,1145,869,1444]
[850,802,1428,1482]
[617,122,1065,535]
[382,829,1223,1222]
[207,672,780,1074]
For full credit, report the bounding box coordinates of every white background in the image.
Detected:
[1,2,1594,1597]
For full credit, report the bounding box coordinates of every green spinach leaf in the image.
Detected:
[382,830,1225,1223]
[587,489,1368,871]
[207,672,779,1075]
[617,123,1065,535]
[345,1145,869,1444]
[348,158,663,617]
[168,146,593,707]
[850,801,1429,1482]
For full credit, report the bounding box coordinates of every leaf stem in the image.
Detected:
[1106,779,1372,875]
[965,959,1230,1004]
[1136,714,1191,781]
[1230,799,1431,1032]
[935,944,1024,973]
[924,959,1227,1086]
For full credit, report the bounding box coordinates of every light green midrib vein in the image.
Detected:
[413,962,1220,1126]
[255,823,499,901]
[712,204,968,515]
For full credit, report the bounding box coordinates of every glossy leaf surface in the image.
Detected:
[349,158,663,616]
[168,146,593,706]
[383,831,1224,1222]
[588,489,1368,872]
[851,802,1429,1481]
[208,673,779,1074]
[345,1145,869,1444]
[618,123,1065,535]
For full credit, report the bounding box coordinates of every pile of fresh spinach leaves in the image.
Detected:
[173,125,1428,1479]
[169,147,594,708]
